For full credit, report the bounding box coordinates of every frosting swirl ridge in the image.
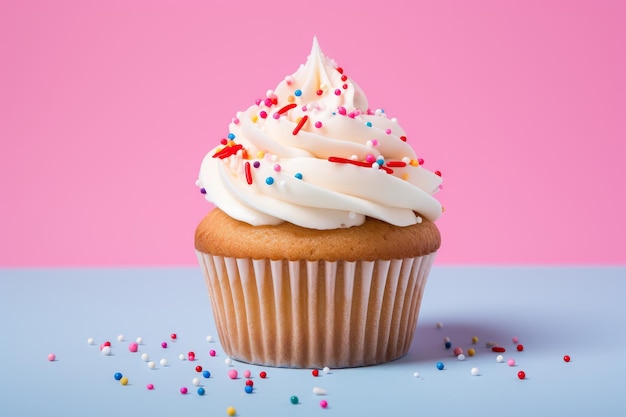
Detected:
[197,37,443,230]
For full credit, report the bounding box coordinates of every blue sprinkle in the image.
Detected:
[202,370,211,378]
[114,372,123,381]
[245,385,253,394]
[366,121,372,127]
[294,89,302,97]
[197,387,205,396]
[227,133,235,140]
[445,341,452,349]
[265,177,274,185]
[436,362,444,370]
[294,173,303,180]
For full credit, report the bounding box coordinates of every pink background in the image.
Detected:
[1,0,624,267]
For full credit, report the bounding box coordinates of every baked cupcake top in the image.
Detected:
[197,37,443,230]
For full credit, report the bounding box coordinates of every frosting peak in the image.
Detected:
[197,38,443,230]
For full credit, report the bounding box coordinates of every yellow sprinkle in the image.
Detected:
[471,336,479,344]
[256,151,265,159]
[226,406,236,416]
[287,95,295,103]
[120,377,129,386]
[251,115,258,123]
[409,159,419,167]
[401,173,410,181]
[468,348,476,357]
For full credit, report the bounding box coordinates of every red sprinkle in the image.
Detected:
[400,136,407,142]
[435,170,442,176]
[516,344,524,352]
[245,162,252,185]
[292,115,309,135]
[386,161,407,168]
[312,369,319,377]
[212,144,243,159]
[517,370,526,380]
[328,156,370,168]
[277,103,297,115]
[259,371,267,379]
[492,346,506,353]
[336,67,343,74]
[563,355,571,362]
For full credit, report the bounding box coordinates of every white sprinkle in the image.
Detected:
[179,354,185,361]
[416,216,423,224]
[471,367,480,376]
[141,353,150,362]
[496,354,504,363]
[312,387,327,395]
[225,357,233,366]
[117,334,124,342]
[192,377,201,387]
[457,354,466,361]
[160,358,168,367]
[413,372,420,378]
[87,337,95,345]
[101,346,112,356]
[402,156,411,164]
[322,366,330,375]
[443,337,450,343]
[148,361,156,369]
[436,322,443,329]
[350,154,358,160]
[206,335,213,343]
[136,337,143,344]
[366,140,374,147]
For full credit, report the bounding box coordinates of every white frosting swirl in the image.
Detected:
[197,37,443,230]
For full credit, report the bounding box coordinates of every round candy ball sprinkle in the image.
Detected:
[322,366,330,374]
[517,344,524,352]
[226,406,236,416]
[188,351,195,361]
[102,346,112,356]
[114,372,123,381]
[259,371,267,379]
[436,362,444,370]
[87,337,95,345]
[458,354,466,361]
[496,354,504,363]
[206,335,213,342]
[136,337,143,344]
[192,377,200,387]
[245,379,253,387]
[512,336,519,344]
[128,342,138,353]
[563,355,571,362]
[320,400,328,409]
[471,336,479,344]
[243,370,251,378]
[197,387,205,396]
[228,369,238,379]
[160,358,168,367]
[436,322,443,329]
[517,370,526,380]
[47,353,56,362]
[508,359,516,367]
[471,367,480,376]
[245,385,253,394]
[146,383,154,390]
[444,341,452,349]
[225,357,232,366]
[195,365,203,373]
[312,369,319,377]
[120,377,128,386]
[290,395,299,405]
[453,347,463,356]
[209,350,216,357]
[413,372,420,378]
[468,348,476,357]
[202,370,211,379]
[117,334,124,342]
[170,333,177,340]
[161,342,167,349]
[179,354,185,361]
[141,353,150,362]
[148,361,156,369]
[313,387,327,395]
[180,387,188,395]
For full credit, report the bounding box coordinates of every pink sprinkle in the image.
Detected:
[320,400,328,409]
[180,387,188,395]
[161,342,168,349]
[315,121,322,128]
[337,106,347,115]
[147,383,154,390]
[418,158,424,165]
[334,89,341,95]
[353,109,361,117]
[273,164,281,172]
[209,349,216,357]
[365,154,376,163]
[47,353,56,361]
[371,139,379,146]
[129,342,138,353]
[264,98,273,107]
[272,112,280,119]
[188,351,195,361]
[508,358,516,366]
[243,370,252,378]
[385,128,392,134]
[302,105,308,111]
[348,112,355,118]
[512,336,519,344]
[232,117,240,125]
[228,369,238,379]
[255,98,262,105]
[259,111,267,119]
[453,347,463,356]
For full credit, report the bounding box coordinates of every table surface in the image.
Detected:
[1,266,624,416]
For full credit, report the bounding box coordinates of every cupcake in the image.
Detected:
[195,37,443,368]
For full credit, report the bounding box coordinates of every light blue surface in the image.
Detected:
[1,266,624,416]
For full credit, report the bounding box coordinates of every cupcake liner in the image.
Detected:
[196,251,436,368]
